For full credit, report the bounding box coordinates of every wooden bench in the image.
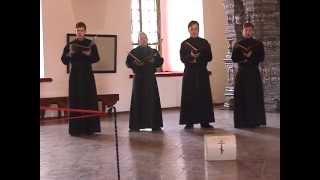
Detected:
[40,94,119,119]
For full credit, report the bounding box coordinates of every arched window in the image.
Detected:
[131,0,160,50]
[130,0,204,72]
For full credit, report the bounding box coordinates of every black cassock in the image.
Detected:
[126,46,164,130]
[231,37,266,128]
[61,38,101,135]
[179,37,215,125]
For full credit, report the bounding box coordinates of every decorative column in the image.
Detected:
[223,39,236,109]
[222,0,244,109]
[223,0,280,112]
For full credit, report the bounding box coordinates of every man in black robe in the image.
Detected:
[179,21,215,129]
[231,22,266,128]
[126,32,164,132]
[61,22,101,136]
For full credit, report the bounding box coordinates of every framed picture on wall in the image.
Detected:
[66,34,117,73]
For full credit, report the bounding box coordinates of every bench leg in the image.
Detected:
[40,110,45,119]
[102,102,106,113]
[58,110,61,118]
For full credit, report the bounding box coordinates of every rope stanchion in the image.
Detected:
[108,106,120,180]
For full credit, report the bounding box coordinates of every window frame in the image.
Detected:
[131,0,162,53]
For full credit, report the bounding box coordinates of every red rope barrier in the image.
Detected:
[40,106,106,115]
[40,106,107,122]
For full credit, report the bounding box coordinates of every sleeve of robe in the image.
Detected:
[151,49,164,68]
[197,40,213,64]
[180,41,196,64]
[248,41,265,64]
[61,44,72,65]
[231,43,247,63]
[126,50,141,73]
[87,43,100,64]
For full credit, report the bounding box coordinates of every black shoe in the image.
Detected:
[184,124,194,129]
[129,129,139,132]
[69,132,81,136]
[86,132,94,135]
[152,128,162,131]
[69,133,80,136]
[201,124,214,129]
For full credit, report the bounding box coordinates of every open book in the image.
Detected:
[70,43,91,52]
[234,42,260,52]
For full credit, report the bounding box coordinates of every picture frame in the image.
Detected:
[66,33,117,73]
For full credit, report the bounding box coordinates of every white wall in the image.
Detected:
[203,0,228,104]
[40,0,227,112]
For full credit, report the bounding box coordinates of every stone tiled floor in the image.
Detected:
[40,109,280,180]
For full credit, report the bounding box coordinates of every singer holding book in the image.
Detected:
[231,22,266,128]
[179,20,215,129]
[126,32,164,132]
[61,22,101,136]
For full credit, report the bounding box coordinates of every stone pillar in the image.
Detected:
[223,0,280,112]
[248,0,280,112]
[223,0,246,109]
[223,39,235,109]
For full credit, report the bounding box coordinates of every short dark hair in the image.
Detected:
[188,20,199,29]
[76,22,86,30]
[243,22,254,29]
